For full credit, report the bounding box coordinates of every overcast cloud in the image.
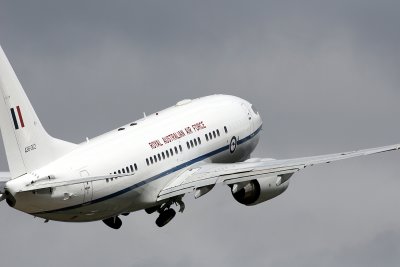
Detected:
[1,1,400,266]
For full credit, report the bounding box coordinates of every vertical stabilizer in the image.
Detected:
[0,46,77,178]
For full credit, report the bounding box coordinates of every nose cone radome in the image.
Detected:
[255,112,263,129]
[249,103,263,130]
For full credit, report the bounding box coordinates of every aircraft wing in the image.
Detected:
[157,144,400,201]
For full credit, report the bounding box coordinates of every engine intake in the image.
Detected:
[231,175,291,206]
[4,190,16,207]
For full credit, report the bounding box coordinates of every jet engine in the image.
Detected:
[231,174,292,206]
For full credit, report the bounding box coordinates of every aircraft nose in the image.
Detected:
[257,112,263,127]
[253,109,263,130]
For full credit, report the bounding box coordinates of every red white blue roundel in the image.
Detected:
[230,136,237,153]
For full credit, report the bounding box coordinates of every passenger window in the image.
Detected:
[179,145,182,152]
[170,148,174,156]
[213,131,216,138]
[224,126,228,133]
[122,169,125,174]
[146,158,149,166]
[187,142,190,149]
[114,171,117,174]
[126,167,130,173]
[134,163,138,171]
[154,155,157,163]
[198,137,201,144]
[174,147,178,154]
[209,133,212,140]
[118,170,121,174]
[216,129,220,136]
[205,134,209,141]
[162,152,165,159]
[190,140,194,148]
[158,154,161,161]
[194,139,197,146]
[166,150,170,158]
[150,157,154,164]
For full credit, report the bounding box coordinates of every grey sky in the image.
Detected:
[1,1,400,266]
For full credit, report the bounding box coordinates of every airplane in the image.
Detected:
[0,46,399,230]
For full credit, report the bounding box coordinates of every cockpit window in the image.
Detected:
[251,105,259,114]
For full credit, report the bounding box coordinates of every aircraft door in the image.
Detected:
[80,170,93,203]
[177,141,184,164]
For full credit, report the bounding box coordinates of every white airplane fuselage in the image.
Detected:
[6,95,262,222]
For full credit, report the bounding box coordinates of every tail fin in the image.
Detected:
[0,46,77,178]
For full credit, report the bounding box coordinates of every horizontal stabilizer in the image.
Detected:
[0,172,11,193]
[0,172,10,201]
[17,173,132,193]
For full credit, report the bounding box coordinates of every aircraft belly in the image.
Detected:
[34,187,145,222]
[32,174,175,222]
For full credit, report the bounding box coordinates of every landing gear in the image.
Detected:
[103,216,122,229]
[145,205,161,214]
[101,198,186,229]
[156,209,176,227]
[154,197,185,227]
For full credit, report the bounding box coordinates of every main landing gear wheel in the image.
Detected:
[156,209,176,227]
[102,216,122,229]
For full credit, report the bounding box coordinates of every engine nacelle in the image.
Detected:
[231,175,291,206]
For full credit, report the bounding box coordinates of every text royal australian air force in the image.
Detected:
[148,121,207,149]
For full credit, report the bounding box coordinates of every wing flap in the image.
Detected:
[157,164,303,201]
